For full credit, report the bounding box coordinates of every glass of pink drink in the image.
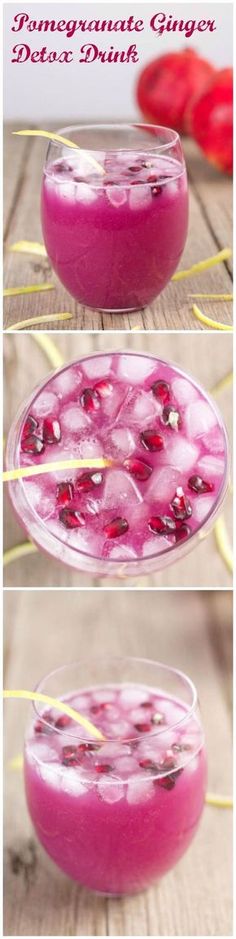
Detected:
[41,124,188,311]
[6,351,229,578]
[24,658,207,896]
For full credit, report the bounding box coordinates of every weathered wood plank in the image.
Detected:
[3,331,232,589]
[3,589,233,936]
[3,127,233,330]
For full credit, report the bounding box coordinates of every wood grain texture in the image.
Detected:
[3,589,233,936]
[3,332,233,589]
[3,127,233,331]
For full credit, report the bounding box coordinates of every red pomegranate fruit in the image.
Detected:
[188,68,233,174]
[136,48,215,134]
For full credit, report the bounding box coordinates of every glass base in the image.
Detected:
[97,306,145,314]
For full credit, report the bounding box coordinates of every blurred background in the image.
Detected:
[4,3,233,122]
[4,331,233,589]
[4,589,232,936]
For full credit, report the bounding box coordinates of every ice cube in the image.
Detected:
[106,426,135,459]
[197,455,225,477]
[76,436,104,459]
[172,378,198,406]
[146,466,182,502]
[39,764,63,788]
[98,742,131,760]
[24,482,44,509]
[108,720,132,738]
[130,708,152,724]
[117,355,156,385]
[184,755,199,775]
[114,756,138,776]
[75,183,97,204]
[108,544,138,561]
[121,390,160,425]
[193,495,215,524]
[97,778,124,803]
[167,437,199,473]
[106,187,127,207]
[66,528,104,557]
[127,775,154,804]
[59,182,76,201]
[82,356,112,380]
[185,401,217,438]
[102,469,142,511]
[51,368,82,397]
[129,185,152,210]
[101,384,127,421]
[201,427,225,455]
[142,537,170,557]
[62,768,89,795]
[92,689,116,704]
[40,446,78,482]
[120,687,151,709]
[61,404,90,433]
[30,740,58,764]
[34,391,59,418]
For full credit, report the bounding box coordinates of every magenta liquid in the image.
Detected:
[24,683,207,894]
[7,352,228,576]
[41,150,188,310]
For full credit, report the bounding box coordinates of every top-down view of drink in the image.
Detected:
[24,658,207,896]
[41,124,188,312]
[6,349,229,579]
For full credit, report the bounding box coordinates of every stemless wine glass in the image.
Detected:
[6,351,229,578]
[24,657,207,896]
[41,124,188,312]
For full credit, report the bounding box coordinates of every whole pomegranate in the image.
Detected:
[188,68,233,174]
[136,48,215,134]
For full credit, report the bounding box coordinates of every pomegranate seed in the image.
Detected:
[124,457,152,481]
[171,487,192,521]
[43,418,61,444]
[134,722,151,733]
[148,515,176,535]
[152,185,162,196]
[94,379,113,398]
[95,763,112,774]
[21,434,44,455]
[140,701,152,709]
[56,481,74,506]
[147,174,159,183]
[162,405,181,430]
[76,472,103,492]
[157,772,179,790]
[62,745,79,766]
[131,180,143,186]
[56,160,68,173]
[78,742,100,753]
[35,721,44,734]
[55,714,71,729]
[128,165,139,173]
[80,387,100,412]
[140,429,164,452]
[22,415,38,439]
[174,524,191,542]
[103,517,129,539]
[91,704,102,715]
[160,755,176,771]
[139,758,157,770]
[151,712,164,725]
[151,380,170,403]
[188,474,214,494]
[59,508,85,529]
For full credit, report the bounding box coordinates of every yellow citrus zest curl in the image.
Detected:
[13,129,105,175]
[214,516,233,575]
[8,241,47,257]
[3,542,37,567]
[3,457,112,483]
[32,333,65,368]
[3,690,105,741]
[7,313,72,331]
[211,371,233,397]
[4,284,54,297]
[172,248,232,281]
[192,304,233,331]
[189,293,233,301]
[205,793,233,808]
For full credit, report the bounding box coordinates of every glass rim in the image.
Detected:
[32,655,199,744]
[49,122,181,155]
[6,350,229,570]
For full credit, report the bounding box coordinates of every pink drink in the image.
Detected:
[7,351,228,577]
[24,666,207,895]
[41,124,188,311]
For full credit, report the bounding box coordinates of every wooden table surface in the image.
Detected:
[4,332,233,589]
[3,126,233,331]
[3,589,233,937]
